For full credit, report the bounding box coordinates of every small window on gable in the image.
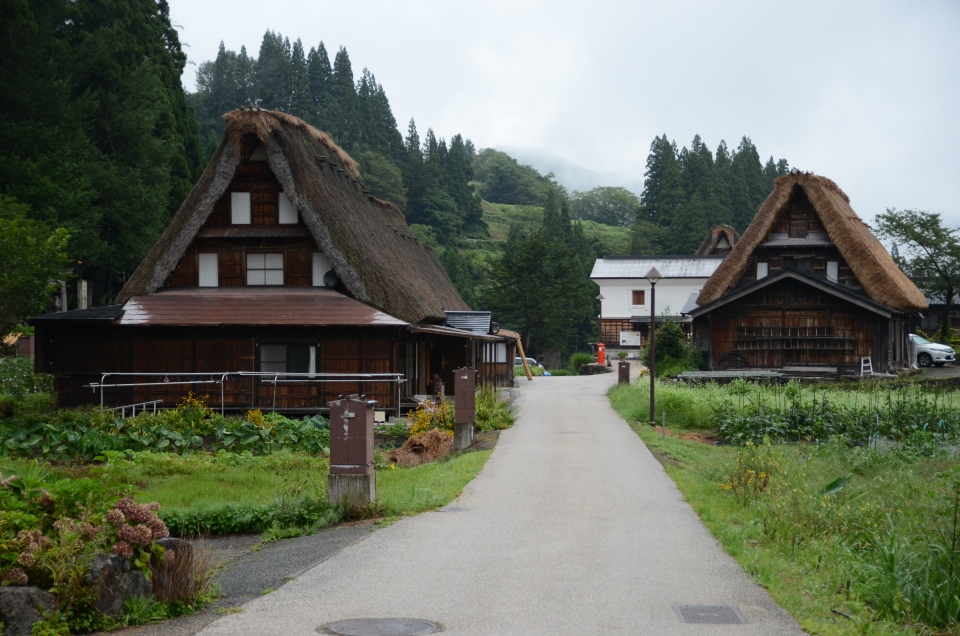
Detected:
[279,192,298,224]
[757,262,769,279]
[198,253,218,287]
[631,290,645,306]
[788,216,807,238]
[247,253,284,285]
[231,192,251,224]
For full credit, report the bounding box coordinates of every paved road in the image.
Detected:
[198,371,805,635]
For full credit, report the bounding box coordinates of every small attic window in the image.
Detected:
[231,192,251,224]
[279,193,298,224]
[789,217,807,238]
[249,144,268,162]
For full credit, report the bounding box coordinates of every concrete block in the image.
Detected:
[329,473,375,507]
[454,422,474,450]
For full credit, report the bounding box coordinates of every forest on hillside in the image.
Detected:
[0,4,793,359]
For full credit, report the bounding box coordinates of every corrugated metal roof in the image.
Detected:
[118,288,408,327]
[409,324,504,342]
[444,311,492,334]
[591,256,725,279]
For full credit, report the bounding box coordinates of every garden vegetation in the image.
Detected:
[0,354,514,633]
[611,377,960,635]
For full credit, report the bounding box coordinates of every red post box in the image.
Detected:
[597,342,606,365]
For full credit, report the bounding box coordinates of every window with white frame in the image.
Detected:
[757,261,769,279]
[278,192,298,224]
[247,253,284,285]
[260,344,316,374]
[231,192,251,224]
[198,253,218,287]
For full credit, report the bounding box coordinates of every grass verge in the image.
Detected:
[618,418,958,635]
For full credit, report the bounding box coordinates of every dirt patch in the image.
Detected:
[650,451,680,469]
[678,431,721,445]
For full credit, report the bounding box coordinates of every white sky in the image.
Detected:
[168,0,960,228]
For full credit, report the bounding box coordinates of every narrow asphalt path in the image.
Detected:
[198,371,806,635]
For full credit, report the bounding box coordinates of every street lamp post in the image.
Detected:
[644,267,662,426]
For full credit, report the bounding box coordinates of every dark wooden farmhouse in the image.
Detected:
[688,173,927,373]
[32,109,515,414]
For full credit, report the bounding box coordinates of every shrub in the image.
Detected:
[638,319,703,376]
[568,352,594,372]
[408,397,454,436]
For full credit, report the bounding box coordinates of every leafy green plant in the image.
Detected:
[474,384,515,432]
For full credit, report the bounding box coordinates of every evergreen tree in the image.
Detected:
[440,244,478,308]
[446,134,487,236]
[679,134,713,200]
[708,141,734,227]
[306,42,335,132]
[730,137,767,231]
[253,31,291,110]
[667,192,710,254]
[329,47,358,146]
[288,39,312,116]
[0,0,203,300]
[357,150,406,210]
[482,224,577,355]
[639,135,675,223]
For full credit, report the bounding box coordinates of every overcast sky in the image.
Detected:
[168,0,960,229]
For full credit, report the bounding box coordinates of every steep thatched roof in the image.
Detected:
[695,225,740,255]
[697,173,927,313]
[117,109,468,323]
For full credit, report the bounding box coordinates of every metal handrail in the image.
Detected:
[87,371,406,416]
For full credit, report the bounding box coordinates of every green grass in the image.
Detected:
[616,405,960,635]
[125,448,490,520]
[376,451,491,515]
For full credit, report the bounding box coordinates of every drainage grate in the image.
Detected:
[673,605,747,625]
[319,618,441,635]
[438,507,468,513]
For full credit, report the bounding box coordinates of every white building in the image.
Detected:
[590,256,725,348]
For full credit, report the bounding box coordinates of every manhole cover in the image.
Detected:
[673,605,746,624]
[319,618,441,635]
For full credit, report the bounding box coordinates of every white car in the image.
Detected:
[515,356,543,368]
[909,333,956,367]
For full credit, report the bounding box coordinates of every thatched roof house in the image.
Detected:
[694,225,740,256]
[33,109,518,413]
[118,108,468,324]
[689,172,925,372]
[697,173,926,313]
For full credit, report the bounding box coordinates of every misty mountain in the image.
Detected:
[497,146,644,196]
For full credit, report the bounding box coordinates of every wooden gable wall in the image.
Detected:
[166,158,321,290]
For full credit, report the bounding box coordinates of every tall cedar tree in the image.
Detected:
[0,0,202,302]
